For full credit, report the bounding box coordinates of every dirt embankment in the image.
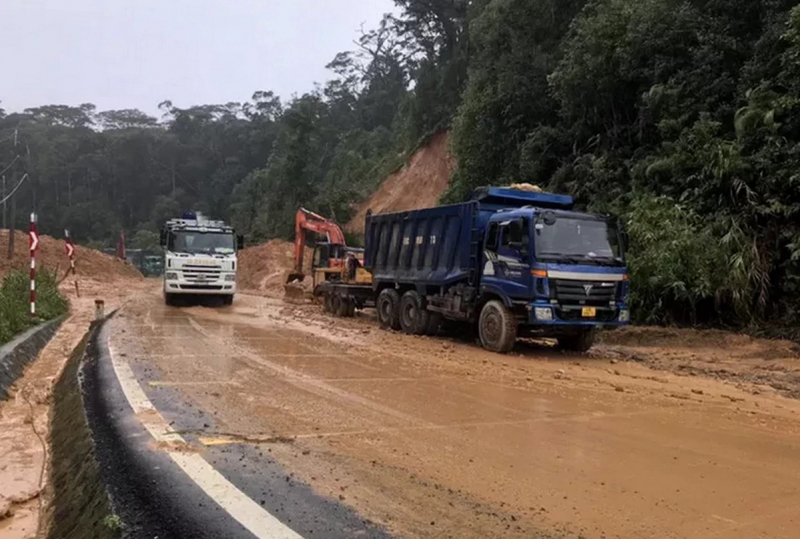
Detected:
[599,326,800,399]
[237,239,312,298]
[346,131,454,234]
[0,230,141,282]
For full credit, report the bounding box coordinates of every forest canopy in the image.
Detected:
[2,0,800,331]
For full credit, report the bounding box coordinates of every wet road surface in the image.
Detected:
[107,289,800,538]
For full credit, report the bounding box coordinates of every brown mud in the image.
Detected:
[108,287,800,539]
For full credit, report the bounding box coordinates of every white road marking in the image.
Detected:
[108,344,303,539]
[148,380,241,388]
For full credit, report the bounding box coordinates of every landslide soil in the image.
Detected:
[237,239,312,298]
[110,288,800,539]
[0,229,141,282]
[346,130,454,234]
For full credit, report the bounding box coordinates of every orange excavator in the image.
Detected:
[285,208,360,288]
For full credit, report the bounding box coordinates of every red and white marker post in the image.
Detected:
[29,213,39,317]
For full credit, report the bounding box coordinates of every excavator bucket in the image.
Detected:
[286,272,305,285]
[284,273,308,303]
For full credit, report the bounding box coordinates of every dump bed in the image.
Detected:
[363,188,575,289]
[364,202,477,287]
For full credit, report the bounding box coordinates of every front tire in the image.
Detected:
[399,291,430,335]
[165,292,177,307]
[478,300,517,353]
[222,295,233,306]
[377,289,401,330]
[557,329,595,353]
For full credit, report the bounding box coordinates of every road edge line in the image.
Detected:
[107,336,303,539]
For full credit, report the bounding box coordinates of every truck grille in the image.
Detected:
[182,264,222,284]
[553,279,618,306]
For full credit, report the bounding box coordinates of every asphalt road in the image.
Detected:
[103,288,800,539]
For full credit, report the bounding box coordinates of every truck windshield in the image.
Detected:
[168,231,235,255]
[534,216,623,265]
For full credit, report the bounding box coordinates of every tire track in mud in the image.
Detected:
[185,316,426,426]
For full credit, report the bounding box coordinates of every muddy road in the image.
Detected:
[107,287,800,539]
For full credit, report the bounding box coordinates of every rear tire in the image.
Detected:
[478,300,517,354]
[323,292,333,313]
[399,290,430,335]
[557,329,595,353]
[346,299,356,318]
[377,289,401,330]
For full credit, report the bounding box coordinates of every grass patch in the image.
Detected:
[0,269,68,345]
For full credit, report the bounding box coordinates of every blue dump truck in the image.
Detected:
[317,187,630,353]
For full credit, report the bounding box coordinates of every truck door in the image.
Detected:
[482,218,531,300]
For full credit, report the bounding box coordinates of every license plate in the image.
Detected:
[581,307,597,318]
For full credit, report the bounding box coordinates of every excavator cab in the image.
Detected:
[310,243,365,288]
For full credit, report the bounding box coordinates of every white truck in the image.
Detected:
[159,212,243,306]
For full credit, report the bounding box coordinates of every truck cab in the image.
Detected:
[476,188,629,350]
[160,212,243,306]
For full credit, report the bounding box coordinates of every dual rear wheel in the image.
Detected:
[378,289,440,335]
[324,292,356,318]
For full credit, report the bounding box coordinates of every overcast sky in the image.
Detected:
[0,0,396,115]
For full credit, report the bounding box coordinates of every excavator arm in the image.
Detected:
[287,208,346,283]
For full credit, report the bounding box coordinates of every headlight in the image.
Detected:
[224,274,236,282]
[535,307,553,321]
[165,272,178,281]
[619,309,630,322]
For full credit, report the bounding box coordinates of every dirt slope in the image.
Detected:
[237,239,312,297]
[0,230,141,282]
[346,131,454,234]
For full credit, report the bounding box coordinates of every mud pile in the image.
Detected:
[346,131,455,234]
[0,229,141,282]
[237,239,313,297]
[599,326,800,398]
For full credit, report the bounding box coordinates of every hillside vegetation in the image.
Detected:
[1,0,799,331]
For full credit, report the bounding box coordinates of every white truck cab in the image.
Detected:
[160,212,243,306]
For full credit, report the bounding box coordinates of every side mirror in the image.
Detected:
[237,235,245,250]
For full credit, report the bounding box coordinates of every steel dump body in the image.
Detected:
[365,202,476,288]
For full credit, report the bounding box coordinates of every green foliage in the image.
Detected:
[0,269,68,344]
[625,196,763,325]
[129,230,160,251]
[446,0,800,331]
